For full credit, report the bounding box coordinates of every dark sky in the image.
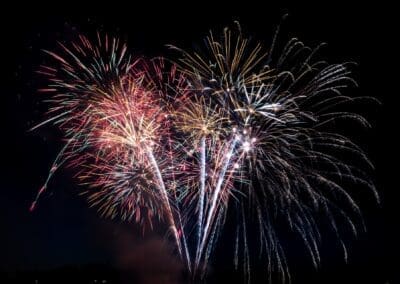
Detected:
[0,1,395,283]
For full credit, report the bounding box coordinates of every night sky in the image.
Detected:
[0,2,395,283]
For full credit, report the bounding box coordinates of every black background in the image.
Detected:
[0,1,396,283]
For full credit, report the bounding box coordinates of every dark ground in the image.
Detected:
[0,1,396,283]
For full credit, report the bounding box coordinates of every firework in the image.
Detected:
[31,34,186,258]
[171,23,378,280]
[31,24,378,283]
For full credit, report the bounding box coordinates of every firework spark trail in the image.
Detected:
[30,106,93,211]
[197,136,206,254]
[196,139,249,277]
[178,213,193,271]
[196,136,239,267]
[146,147,183,256]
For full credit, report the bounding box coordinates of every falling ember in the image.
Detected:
[31,24,378,282]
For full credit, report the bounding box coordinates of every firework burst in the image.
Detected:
[172,23,378,280]
[31,24,378,283]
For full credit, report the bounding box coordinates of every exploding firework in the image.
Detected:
[171,23,378,280]
[31,34,185,256]
[31,23,378,282]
